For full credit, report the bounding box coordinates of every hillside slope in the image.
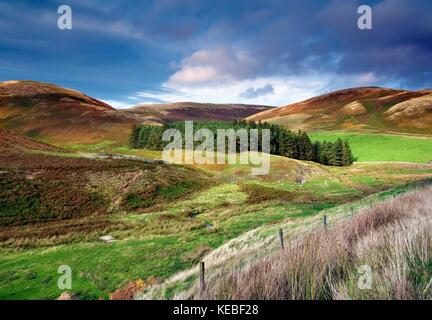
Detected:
[140,180,432,300]
[0,128,214,229]
[247,87,432,134]
[0,128,66,155]
[191,184,432,300]
[0,81,138,144]
[0,81,273,145]
[121,102,273,124]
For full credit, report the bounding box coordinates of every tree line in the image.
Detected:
[129,120,354,166]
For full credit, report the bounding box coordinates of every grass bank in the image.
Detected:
[310,132,432,163]
[182,184,432,300]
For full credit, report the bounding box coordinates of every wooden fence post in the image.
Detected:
[323,215,328,229]
[369,202,373,209]
[199,261,205,293]
[279,228,284,250]
[350,206,354,218]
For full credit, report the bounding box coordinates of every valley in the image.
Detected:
[2,0,432,304]
[1,139,432,299]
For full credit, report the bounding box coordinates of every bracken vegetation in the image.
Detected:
[185,185,432,300]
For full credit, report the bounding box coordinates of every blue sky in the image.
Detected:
[0,0,431,108]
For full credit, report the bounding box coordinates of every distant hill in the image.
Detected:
[247,87,432,134]
[121,102,273,123]
[0,81,273,145]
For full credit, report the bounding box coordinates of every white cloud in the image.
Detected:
[169,66,221,85]
[356,72,380,85]
[112,69,390,109]
[102,99,138,109]
[111,74,330,108]
[167,47,258,86]
[107,47,388,109]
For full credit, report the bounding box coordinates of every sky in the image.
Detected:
[0,0,431,108]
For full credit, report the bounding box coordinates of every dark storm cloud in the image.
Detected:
[206,0,432,87]
[314,0,432,87]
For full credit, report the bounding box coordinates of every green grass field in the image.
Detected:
[2,152,432,299]
[66,132,432,164]
[0,183,330,299]
[2,130,432,299]
[310,132,432,163]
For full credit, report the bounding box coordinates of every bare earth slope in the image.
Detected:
[247,87,432,134]
[121,102,273,124]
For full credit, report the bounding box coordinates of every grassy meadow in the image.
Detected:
[2,152,432,299]
[310,132,432,163]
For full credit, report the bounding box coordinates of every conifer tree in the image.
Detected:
[332,138,344,166]
[129,125,140,149]
[131,121,354,167]
[341,140,353,166]
[312,141,321,162]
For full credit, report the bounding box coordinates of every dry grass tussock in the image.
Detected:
[188,186,432,300]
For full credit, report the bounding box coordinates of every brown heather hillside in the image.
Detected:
[122,102,272,124]
[0,128,66,155]
[0,130,214,239]
[0,80,138,145]
[0,81,272,145]
[247,87,432,134]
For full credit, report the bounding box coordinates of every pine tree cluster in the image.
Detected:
[129,120,354,166]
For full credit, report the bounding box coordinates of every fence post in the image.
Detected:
[369,202,373,209]
[279,228,284,250]
[350,206,354,218]
[323,215,328,229]
[199,261,205,293]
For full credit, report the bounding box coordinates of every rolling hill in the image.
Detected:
[0,80,138,145]
[121,102,272,124]
[0,81,273,145]
[247,87,432,134]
